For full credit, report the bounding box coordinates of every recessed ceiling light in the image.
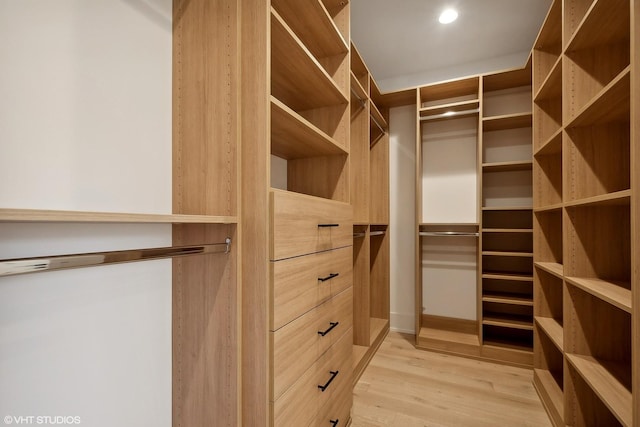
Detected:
[439,8,458,24]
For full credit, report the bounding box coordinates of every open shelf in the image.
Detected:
[534,56,562,102]
[532,0,562,94]
[564,190,631,209]
[533,203,562,213]
[271,0,348,60]
[350,71,368,104]
[369,317,388,344]
[271,97,347,159]
[534,128,562,156]
[482,293,533,306]
[483,251,533,257]
[534,146,562,208]
[566,354,632,427]
[565,277,631,314]
[482,160,532,173]
[482,206,532,211]
[483,112,532,132]
[565,0,630,53]
[482,272,533,282]
[271,8,347,112]
[535,317,563,351]
[0,209,238,224]
[482,228,533,233]
[419,99,479,117]
[483,67,531,92]
[370,101,388,130]
[483,313,533,330]
[534,369,564,426]
[567,67,630,128]
[535,262,563,279]
[420,76,479,106]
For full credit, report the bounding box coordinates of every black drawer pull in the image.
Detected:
[330,419,339,426]
[318,322,339,337]
[318,370,339,392]
[318,223,339,228]
[318,273,339,282]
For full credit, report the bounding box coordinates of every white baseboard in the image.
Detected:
[390,312,415,334]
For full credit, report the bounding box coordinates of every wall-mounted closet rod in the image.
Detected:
[419,232,478,237]
[353,232,367,238]
[370,231,386,237]
[350,87,386,135]
[0,238,232,277]
[420,109,479,122]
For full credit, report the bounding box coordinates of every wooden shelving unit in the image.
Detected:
[350,44,390,384]
[480,65,534,364]
[531,0,638,425]
[242,0,354,425]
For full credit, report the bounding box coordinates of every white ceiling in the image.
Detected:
[351,0,552,92]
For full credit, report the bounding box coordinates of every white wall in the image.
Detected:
[389,106,416,333]
[0,2,173,426]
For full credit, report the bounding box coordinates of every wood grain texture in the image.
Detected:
[533,369,564,427]
[369,134,389,224]
[270,246,352,330]
[419,77,479,104]
[353,229,371,346]
[288,152,351,202]
[172,224,238,427]
[271,287,353,401]
[270,190,352,260]
[272,328,353,427]
[173,0,238,217]
[353,332,551,427]
[240,0,270,424]
[0,209,238,224]
[350,92,370,223]
[369,228,390,319]
[631,1,639,424]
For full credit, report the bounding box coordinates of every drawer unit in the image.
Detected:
[272,328,353,427]
[272,286,353,400]
[271,245,352,330]
[314,373,352,427]
[271,190,352,260]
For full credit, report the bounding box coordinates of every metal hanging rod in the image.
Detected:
[353,232,366,238]
[350,87,386,135]
[420,108,480,122]
[370,231,386,237]
[419,232,479,237]
[0,238,232,278]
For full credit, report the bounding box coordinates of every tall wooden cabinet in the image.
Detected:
[350,45,391,383]
[241,0,355,425]
[532,0,639,425]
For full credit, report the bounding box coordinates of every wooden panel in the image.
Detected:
[270,190,352,260]
[272,328,353,427]
[565,0,630,52]
[0,209,237,224]
[536,317,564,350]
[173,223,238,427]
[632,1,639,424]
[173,0,238,217]
[534,268,563,320]
[534,210,563,263]
[271,287,353,401]
[315,373,353,427]
[483,67,531,92]
[369,134,389,224]
[271,246,352,330]
[239,0,270,424]
[350,92,370,223]
[534,151,562,208]
[370,229,390,319]
[378,87,418,108]
[353,228,370,346]
[533,0,562,95]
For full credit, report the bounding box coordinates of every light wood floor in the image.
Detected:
[352,332,551,427]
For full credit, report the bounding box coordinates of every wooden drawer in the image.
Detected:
[271,246,352,330]
[271,190,352,260]
[272,287,353,401]
[272,328,353,427]
[314,373,352,427]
